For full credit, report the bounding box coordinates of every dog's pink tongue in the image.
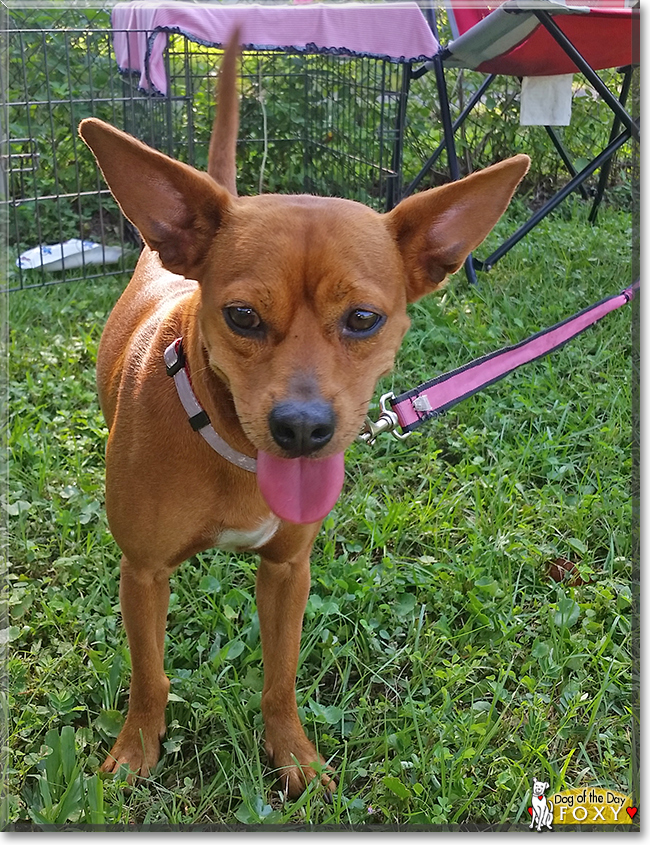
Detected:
[257,451,345,524]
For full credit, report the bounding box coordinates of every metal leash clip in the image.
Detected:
[357,391,411,446]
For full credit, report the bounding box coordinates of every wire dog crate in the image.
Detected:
[2,6,421,292]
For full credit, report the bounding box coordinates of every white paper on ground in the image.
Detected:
[17,238,123,271]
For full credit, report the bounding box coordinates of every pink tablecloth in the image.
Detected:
[112,2,440,94]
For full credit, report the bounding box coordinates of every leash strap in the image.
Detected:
[164,338,257,472]
[391,279,639,434]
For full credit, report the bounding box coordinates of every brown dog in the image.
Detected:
[79,37,529,797]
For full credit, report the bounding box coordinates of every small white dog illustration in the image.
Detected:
[530,778,554,831]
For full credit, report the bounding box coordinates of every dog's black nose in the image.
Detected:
[268,400,336,457]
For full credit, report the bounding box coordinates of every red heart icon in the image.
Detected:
[627,807,637,820]
[528,807,533,816]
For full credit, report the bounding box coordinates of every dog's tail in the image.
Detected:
[208,29,240,196]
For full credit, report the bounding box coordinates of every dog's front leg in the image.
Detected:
[100,556,171,779]
[256,544,335,798]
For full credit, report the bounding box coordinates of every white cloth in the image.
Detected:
[520,74,573,126]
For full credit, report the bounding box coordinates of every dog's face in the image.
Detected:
[78,117,528,521]
[532,779,549,797]
[197,193,411,456]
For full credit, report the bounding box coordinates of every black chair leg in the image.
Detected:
[402,73,494,200]
[464,255,478,285]
[545,126,590,201]
[588,66,633,224]
[431,54,481,284]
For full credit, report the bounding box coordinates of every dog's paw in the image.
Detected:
[100,717,164,783]
[265,732,336,799]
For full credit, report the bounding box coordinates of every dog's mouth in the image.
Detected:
[256,450,345,525]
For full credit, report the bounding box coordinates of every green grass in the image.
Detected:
[3,199,636,828]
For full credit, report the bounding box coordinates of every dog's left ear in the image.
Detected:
[386,154,530,302]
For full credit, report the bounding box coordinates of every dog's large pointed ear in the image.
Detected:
[79,117,232,278]
[386,155,530,302]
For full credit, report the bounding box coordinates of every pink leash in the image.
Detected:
[359,279,639,444]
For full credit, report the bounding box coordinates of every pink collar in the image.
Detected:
[164,338,256,473]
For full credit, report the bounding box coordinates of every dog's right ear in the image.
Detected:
[79,118,232,279]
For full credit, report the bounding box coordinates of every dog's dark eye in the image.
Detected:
[343,308,385,337]
[224,305,263,335]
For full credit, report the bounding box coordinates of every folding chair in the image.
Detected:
[406,0,639,283]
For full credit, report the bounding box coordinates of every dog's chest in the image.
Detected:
[213,514,280,551]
